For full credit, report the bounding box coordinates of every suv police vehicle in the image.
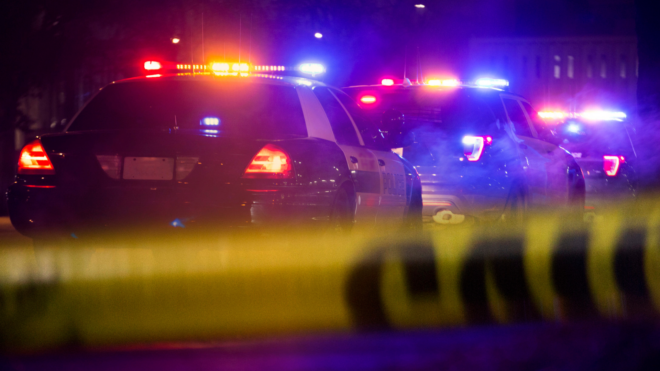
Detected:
[7,62,422,238]
[535,109,637,212]
[343,78,585,225]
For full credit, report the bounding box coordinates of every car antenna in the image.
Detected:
[238,13,242,63]
[418,46,424,83]
[248,13,253,63]
[416,46,422,84]
[201,11,205,63]
[403,45,407,81]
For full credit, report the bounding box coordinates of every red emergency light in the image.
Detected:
[144,61,162,71]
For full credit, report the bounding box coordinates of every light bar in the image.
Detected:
[298,63,326,76]
[254,65,286,71]
[579,110,627,122]
[381,78,394,86]
[538,110,627,122]
[232,63,249,72]
[176,64,207,71]
[475,78,509,87]
[144,61,162,71]
[427,79,459,87]
[212,63,230,72]
[201,117,220,126]
[538,111,566,120]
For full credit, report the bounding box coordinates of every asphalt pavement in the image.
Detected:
[0,216,32,247]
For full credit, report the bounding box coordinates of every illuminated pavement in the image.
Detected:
[0,216,31,247]
[2,323,660,370]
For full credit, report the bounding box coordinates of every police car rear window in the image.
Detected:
[358,89,498,135]
[68,80,308,139]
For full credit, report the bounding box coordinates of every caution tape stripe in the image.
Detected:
[0,210,659,350]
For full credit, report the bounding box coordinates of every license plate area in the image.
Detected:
[123,157,174,180]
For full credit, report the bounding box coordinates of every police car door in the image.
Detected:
[501,95,549,206]
[312,86,381,228]
[331,89,407,226]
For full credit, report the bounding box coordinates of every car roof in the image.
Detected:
[112,73,327,88]
[343,84,528,100]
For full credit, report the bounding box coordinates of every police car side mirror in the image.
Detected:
[380,109,412,148]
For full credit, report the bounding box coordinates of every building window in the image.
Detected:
[587,56,593,78]
[554,55,561,79]
[620,55,627,79]
[600,55,607,78]
[536,56,541,78]
[567,56,574,79]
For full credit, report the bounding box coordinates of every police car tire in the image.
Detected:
[329,187,354,234]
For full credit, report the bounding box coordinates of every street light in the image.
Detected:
[172,37,180,44]
[314,32,323,39]
[414,4,425,8]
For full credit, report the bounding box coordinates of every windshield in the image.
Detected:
[552,120,636,158]
[68,80,308,139]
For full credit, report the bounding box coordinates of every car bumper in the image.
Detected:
[419,173,511,223]
[583,174,637,210]
[7,184,329,238]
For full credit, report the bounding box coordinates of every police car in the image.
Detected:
[7,62,422,238]
[536,110,637,212]
[343,78,585,224]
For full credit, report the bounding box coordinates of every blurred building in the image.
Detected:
[468,37,637,112]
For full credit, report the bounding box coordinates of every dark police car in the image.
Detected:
[7,67,422,238]
[343,79,585,225]
[535,110,637,212]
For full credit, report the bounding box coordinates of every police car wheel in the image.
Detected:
[502,186,527,224]
[329,187,354,234]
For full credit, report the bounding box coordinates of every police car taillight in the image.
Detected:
[18,140,55,175]
[243,144,293,179]
[381,79,394,86]
[462,135,492,162]
[603,155,624,176]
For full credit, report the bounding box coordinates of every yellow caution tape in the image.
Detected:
[1,202,660,351]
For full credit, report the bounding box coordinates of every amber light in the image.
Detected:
[360,95,377,104]
[243,144,293,179]
[18,140,55,175]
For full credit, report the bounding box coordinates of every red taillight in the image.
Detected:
[360,95,377,104]
[144,61,162,70]
[603,155,623,176]
[18,140,55,175]
[243,144,293,179]
[462,135,492,162]
[381,79,394,86]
